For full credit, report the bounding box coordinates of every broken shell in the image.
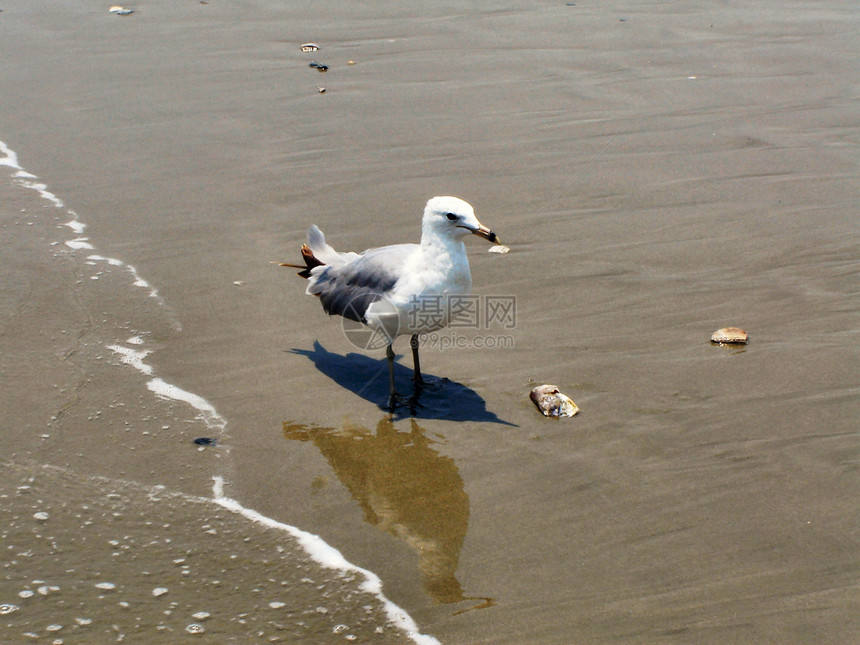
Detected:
[488,245,510,254]
[317,87,326,93]
[301,43,320,52]
[308,61,328,72]
[530,384,579,418]
[109,5,134,15]
[710,327,749,345]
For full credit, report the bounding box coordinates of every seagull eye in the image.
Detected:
[445,212,458,221]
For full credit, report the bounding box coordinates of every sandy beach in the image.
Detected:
[1,1,857,643]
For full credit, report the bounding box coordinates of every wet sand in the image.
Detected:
[2,0,858,643]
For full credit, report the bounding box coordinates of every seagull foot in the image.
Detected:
[386,392,400,412]
[386,389,425,414]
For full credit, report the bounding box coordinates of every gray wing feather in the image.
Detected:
[308,244,416,323]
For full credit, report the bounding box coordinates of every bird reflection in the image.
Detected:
[283,417,493,610]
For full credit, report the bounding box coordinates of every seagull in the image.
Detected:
[282,196,500,410]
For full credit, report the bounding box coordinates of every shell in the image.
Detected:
[710,327,749,345]
[488,245,510,254]
[301,43,320,52]
[109,6,134,14]
[530,384,579,418]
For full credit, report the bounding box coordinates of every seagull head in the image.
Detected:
[422,196,500,245]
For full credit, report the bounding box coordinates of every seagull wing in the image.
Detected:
[308,243,417,324]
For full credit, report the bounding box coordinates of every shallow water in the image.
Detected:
[0,461,415,644]
[2,1,858,643]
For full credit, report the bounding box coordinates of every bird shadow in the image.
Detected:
[289,341,516,425]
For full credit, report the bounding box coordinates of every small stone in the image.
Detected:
[74,618,93,626]
[95,582,116,591]
[269,601,286,609]
[488,245,510,254]
[33,511,49,521]
[19,590,35,599]
[152,587,169,597]
[191,611,211,621]
[185,623,205,634]
[308,61,328,72]
[0,604,19,615]
[710,327,749,345]
[109,6,134,15]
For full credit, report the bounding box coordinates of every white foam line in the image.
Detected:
[106,343,226,432]
[87,254,162,299]
[1,139,161,301]
[64,214,86,235]
[65,237,95,250]
[15,177,65,208]
[0,139,20,169]
[1,140,62,207]
[211,476,441,645]
[107,344,154,376]
[88,254,124,267]
[148,378,227,431]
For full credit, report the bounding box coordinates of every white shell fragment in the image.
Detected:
[301,43,320,52]
[710,327,749,345]
[109,6,134,15]
[530,384,579,418]
[488,244,510,254]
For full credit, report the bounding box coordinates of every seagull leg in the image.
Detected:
[386,343,398,411]
[410,334,424,387]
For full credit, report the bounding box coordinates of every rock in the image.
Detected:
[530,385,579,418]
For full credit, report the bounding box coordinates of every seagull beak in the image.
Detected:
[471,223,500,244]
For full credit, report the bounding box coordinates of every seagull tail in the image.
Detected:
[279,243,325,279]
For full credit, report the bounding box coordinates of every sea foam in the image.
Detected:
[212,476,441,645]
